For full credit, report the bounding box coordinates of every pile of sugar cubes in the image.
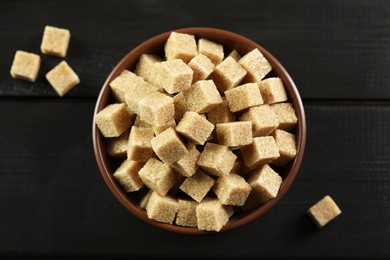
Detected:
[10,25,80,96]
[95,32,299,232]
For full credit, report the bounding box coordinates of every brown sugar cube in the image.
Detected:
[46,61,80,97]
[107,129,129,158]
[133,115,152,128]
[184,80,223,113]
[127,126,154,162]
[198,38,224,65]
[138,92,175,127]
[164,32,198,63]
[172,145,201,177]
[139,189,153,209]
[209,57,247,92]
[240,105,279,137]
[134,54,163,91]
[188,54,215,83]
[258,77,288,104]
[227,49,241,61]
[146,191,179,224]
[216,121,253,147]
[270,103,298,131]
[179,169,215,203]
[151,128,188,165]
[138,158,177,196]
[110,70,159,103]
[154,59,194,94]
[213,173,252,206]
[196,198,233,232]
[248,164,282,203]
[225,83,263,112]
[272,129,297,166]
[173,92,189,121]
[113,159,144,192]
[206,98,236,125]
[238,48,272,82]
[95,103,132,138]
[175,199,198,227]
[176,111,215,145]
[307,195,342,228]
[153,119,176,135]
[10,51,41,82]
[197,143,237,177]
[40,25,70,58]
[241,136,280,168]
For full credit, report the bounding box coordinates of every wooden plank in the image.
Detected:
[0,99,388,258]
[0,0,390,99]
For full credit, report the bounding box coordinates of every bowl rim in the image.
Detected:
[92,27,307,235]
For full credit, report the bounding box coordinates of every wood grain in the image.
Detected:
[0,99,388,258]
[0,0,390,99]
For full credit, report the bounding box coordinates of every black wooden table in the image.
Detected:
[1,0,389,258]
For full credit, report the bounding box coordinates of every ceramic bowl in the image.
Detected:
[92,27,306,234]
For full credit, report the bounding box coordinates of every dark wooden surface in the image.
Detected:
[0,0,389,259]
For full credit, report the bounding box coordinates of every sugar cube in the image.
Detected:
[176,111,215,145]
[179,169,215,203]
[307,195,342,228]
[209,57,247,92]
[196,198,233,232]
[240,136,280,168]
[248,164,282,203]
[40,25,70,58]
[272,129,297,166]
[216,121,253,147]
[138,158,177,196]
[225,83,263,112]
[213,173,252,206]
[197,143,237,177]
[188,53,215,83]
[258,77,288,104]
[10,51,41,82]
[238,48,272,82]
[184,80,223,113]
[46,61,80,96]
[239,105,279,137]
[146,191,179,224]
[270,102,298,131]
[164,32,198,63]
[151,128,188,165]
[175,199,198,227]
[95,103,132,138]
[198,38,224,65]
[113,160,144,192]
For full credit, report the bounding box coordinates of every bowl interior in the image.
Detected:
[93,27,306,234]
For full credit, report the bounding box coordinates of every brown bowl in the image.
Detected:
[92,27,306,234]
